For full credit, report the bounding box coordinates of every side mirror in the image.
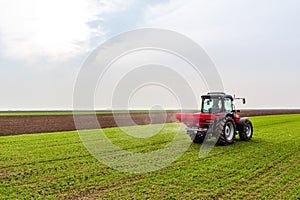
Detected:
[243,99,246,104]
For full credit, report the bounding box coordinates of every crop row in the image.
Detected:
[0,114,299,199]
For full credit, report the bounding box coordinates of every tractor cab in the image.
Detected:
[201,92,234,114]
[199,92,241,124]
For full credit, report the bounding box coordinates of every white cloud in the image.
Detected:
[0,0,133,64]
[1,0,299,109]
[142,0,300,108]
[145,0,300,47]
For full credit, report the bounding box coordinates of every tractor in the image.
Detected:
[176,92,253,145]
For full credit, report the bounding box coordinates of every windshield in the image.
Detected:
[201,97,223,114]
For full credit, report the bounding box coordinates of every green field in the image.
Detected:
[1,114,299,199]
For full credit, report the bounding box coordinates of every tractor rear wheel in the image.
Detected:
[190,134,205,144]
[215,116,236,145]
[237,118,253,141]
[192,134,205,143]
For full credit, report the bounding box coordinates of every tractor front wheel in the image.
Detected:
[237,118,253,141]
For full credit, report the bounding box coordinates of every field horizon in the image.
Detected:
[1,108,300,115]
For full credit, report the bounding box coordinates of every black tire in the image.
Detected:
[215,116,236,145]
[237,118,253,141]
[192,134,205,143]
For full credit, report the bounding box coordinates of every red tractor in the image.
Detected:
[176,92,253,145]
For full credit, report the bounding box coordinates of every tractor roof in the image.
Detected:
[201,92,234,100]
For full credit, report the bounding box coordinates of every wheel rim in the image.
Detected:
[225,122,234,141]
[245,124,252,138]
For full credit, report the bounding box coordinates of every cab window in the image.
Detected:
[224,98,233,113]
[202,98,222,114]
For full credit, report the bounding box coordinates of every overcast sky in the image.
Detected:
[0,0,299,110]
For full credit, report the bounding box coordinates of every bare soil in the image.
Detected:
[0,110,299,136]
[0,112,176,136]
